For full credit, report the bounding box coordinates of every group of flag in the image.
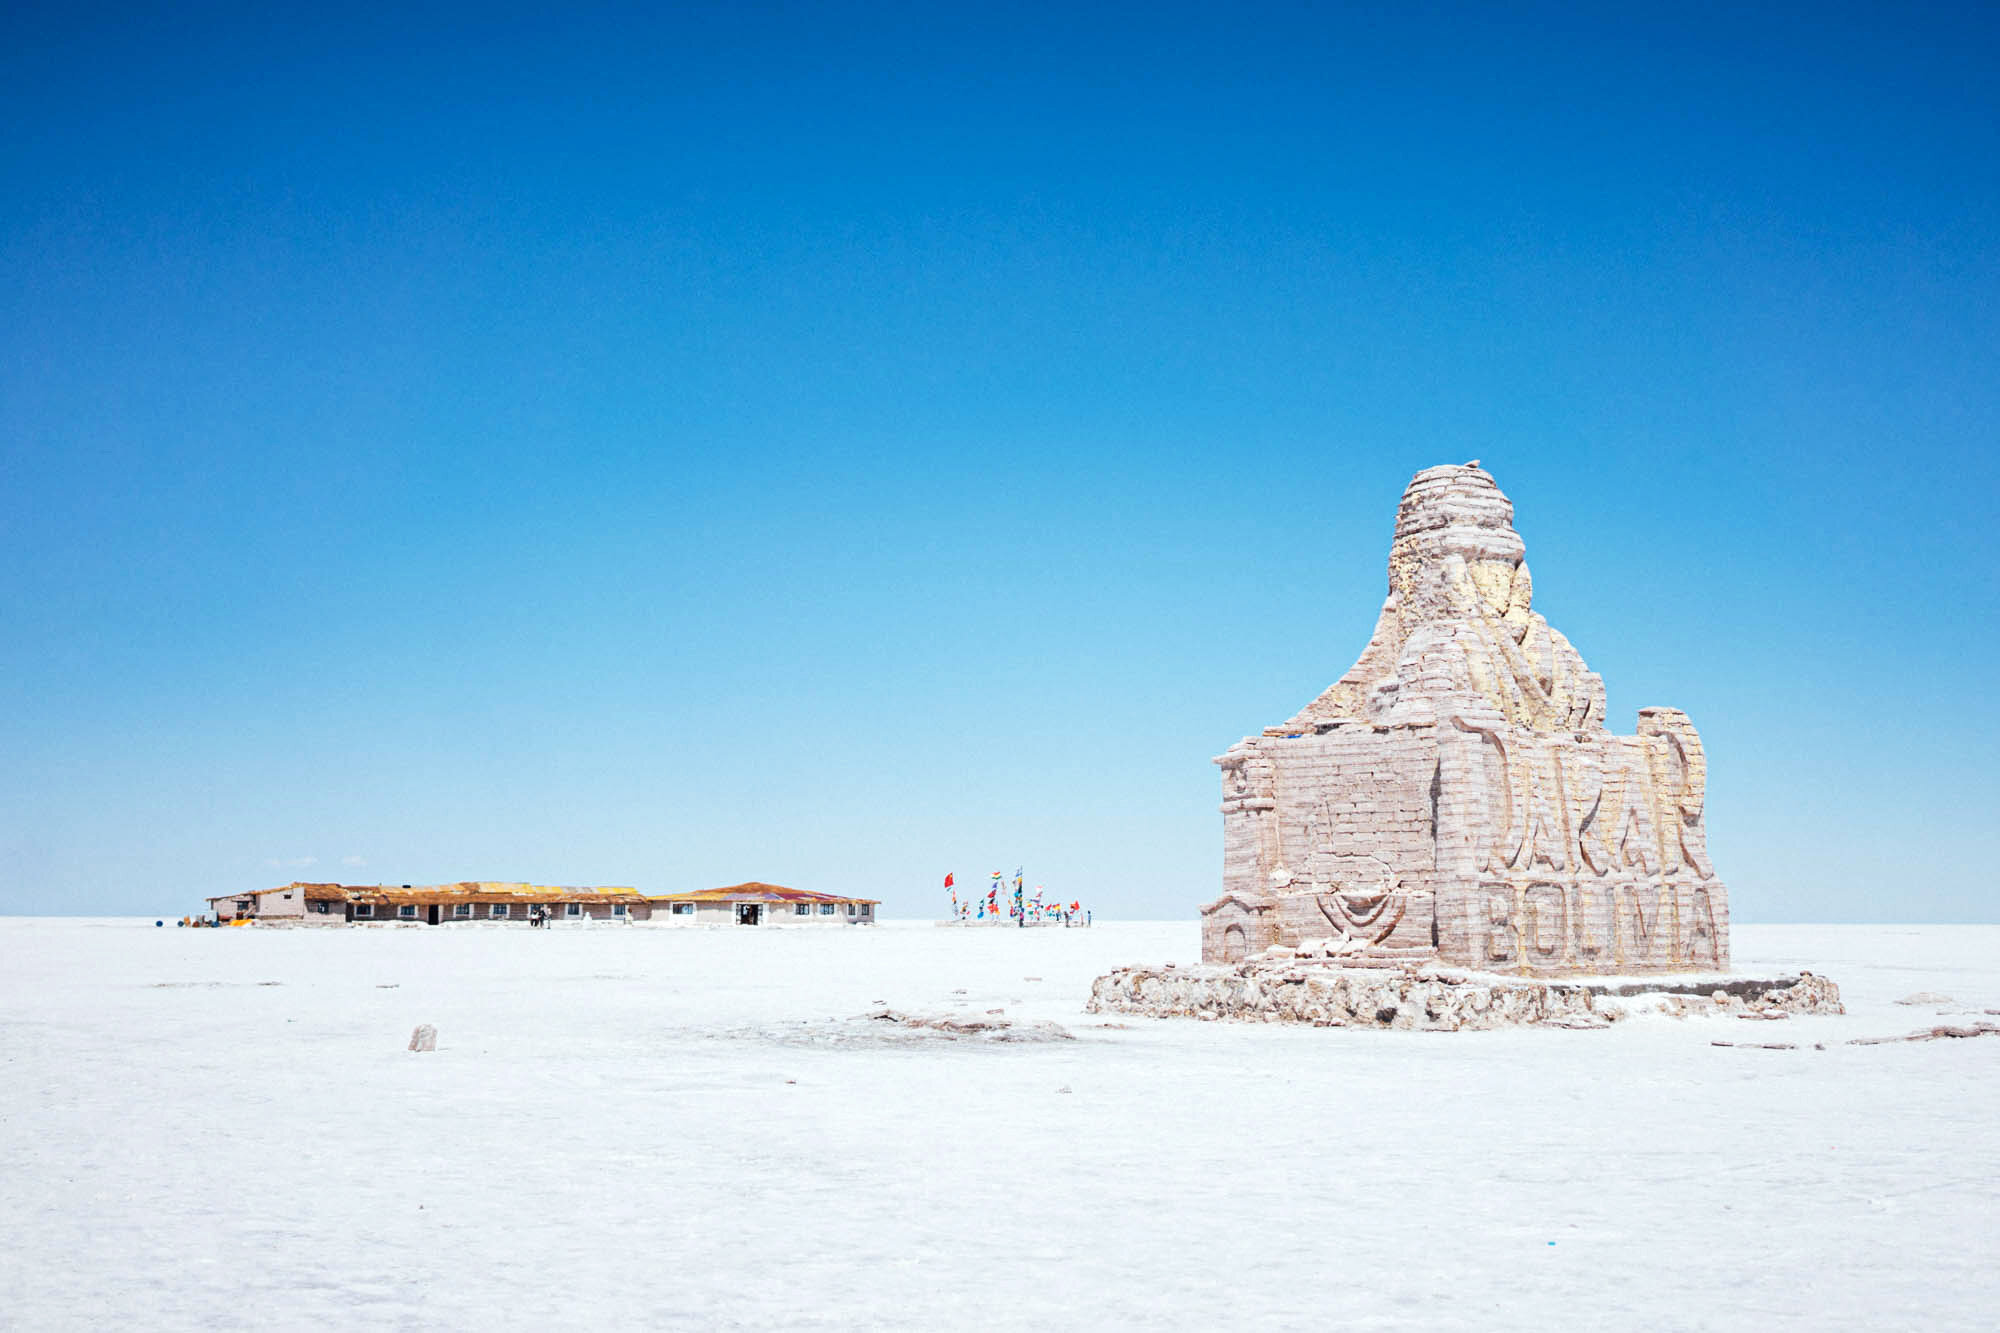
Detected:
[943,870,1083,923]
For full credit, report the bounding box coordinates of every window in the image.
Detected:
[355,904,374,918]
[282,891,293,899]
[860,904,871,917]
[819,903,835,915]
[235,900,252,912]
[671,902,694,916]
[313,902,331,914]
[795,903,810,916]
[565,903,582,917]
[399,905,416,919]
[490,903,509,918]
[454,904,471,918]
[847,903,856,916]
[612,903,626,917]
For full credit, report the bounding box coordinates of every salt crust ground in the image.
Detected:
[1,921,1995,1332]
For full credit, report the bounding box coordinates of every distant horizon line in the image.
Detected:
[1,913,1995,927]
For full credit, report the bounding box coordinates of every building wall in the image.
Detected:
[431,902,577,924]
[547,902,638,924]
[768,902,876,926]
[635,903,713,927]
[257,888,307,918]
[639,900,879,926]
[360,904,429,924]
[211,888,307,921]
[335,899,647,924]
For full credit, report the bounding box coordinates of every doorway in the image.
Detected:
[427,904,441,926]
[735,903,762,926]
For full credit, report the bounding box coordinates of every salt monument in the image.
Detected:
[1203,461,1727,973]
[1092,463,1839,1027]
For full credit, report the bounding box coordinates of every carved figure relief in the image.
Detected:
[1315,890,1407,944]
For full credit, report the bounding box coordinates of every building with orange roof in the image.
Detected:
[203,880,878,927]
[642,882,878,927]
[206,881,646,926]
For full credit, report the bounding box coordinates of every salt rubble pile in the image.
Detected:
[861,1006,1075,1042]
[723,1007,1078,1048]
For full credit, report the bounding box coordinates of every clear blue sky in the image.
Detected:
[3,2,1995,920]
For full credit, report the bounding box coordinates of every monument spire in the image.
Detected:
[1280,463,1605,735]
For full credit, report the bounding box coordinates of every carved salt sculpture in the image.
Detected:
[1202,463,1729,975]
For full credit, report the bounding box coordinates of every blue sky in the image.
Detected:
[3,1,1995,920]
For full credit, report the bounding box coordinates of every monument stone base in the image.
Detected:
[1086,957,1843,1031]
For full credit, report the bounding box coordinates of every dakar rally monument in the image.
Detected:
[1200,461,1728,975]
[1090,462,1851,1029]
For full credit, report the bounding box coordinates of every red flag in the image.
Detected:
[944,873,954,888]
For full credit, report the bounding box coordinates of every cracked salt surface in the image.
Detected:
[1,919,1995,1331]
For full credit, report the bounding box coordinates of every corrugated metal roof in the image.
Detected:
[645,881,880,905]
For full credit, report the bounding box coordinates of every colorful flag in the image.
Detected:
[944,872,954,888]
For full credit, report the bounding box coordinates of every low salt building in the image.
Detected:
[207,884,310,922]
[207,882,646,925]
[644,882,878,926]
